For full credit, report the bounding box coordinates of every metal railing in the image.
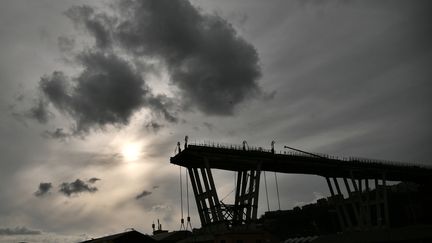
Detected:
[181,141,431,170]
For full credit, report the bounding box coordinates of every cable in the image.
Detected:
[179,166,185,230]
[186,169,189,217]
[180,166,183,218]
[220,171,236,203]
[234,171,238,205]
[284,145,326,159]
[221,188,235,202]
[274,172,281,210]
[264,171,270,212]
[186,169,192,230]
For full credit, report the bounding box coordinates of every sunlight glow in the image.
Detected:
[121,143,141,162]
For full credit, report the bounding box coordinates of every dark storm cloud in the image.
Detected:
[88,177,101,184]
[59,179,97,196]
[34,182,53,197]
[0,226,41,235]
[135,190,152,199]
[38,51,176,133]
[32,0,263,135]
[67,0,263,116]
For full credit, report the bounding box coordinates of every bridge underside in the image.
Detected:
[171,145,432,230]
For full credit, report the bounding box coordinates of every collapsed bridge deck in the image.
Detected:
[171,144,432,183]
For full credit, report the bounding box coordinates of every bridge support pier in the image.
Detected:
[325,173,389,232]
[233,164,261,225]
[187,161,262,228]
[187,159,224,227]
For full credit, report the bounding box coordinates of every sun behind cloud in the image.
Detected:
[121,142,141,162]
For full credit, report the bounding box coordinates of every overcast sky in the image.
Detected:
[1,0,431,242]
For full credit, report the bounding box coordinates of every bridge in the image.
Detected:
[170,142,432,232]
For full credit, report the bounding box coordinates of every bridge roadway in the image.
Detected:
[170,145,432,183]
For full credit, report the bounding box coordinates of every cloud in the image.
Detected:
[34,182,53,197]
[59,179,97,197]
[118,0,263,115]
[0,226,41,235]
[66,0,263,116]
[88,177,101,184]
[135,190,152,199]
[31,0,265,136]
[38,51,176,134]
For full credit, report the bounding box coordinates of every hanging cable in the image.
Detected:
[220,171,236,202]
[264,171,270,212]
[283,145,326,159]
[179,166,185,230]
[220,188,235,202]
[185,169,192,230]
[185,168,189,216]
[274,172,281,210]
[234,171,238,203]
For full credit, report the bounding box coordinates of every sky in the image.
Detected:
[0,0,431,242]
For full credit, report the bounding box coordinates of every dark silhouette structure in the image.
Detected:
[79,141,432,243]
[80,230,156,243]
[170,143,432,234]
